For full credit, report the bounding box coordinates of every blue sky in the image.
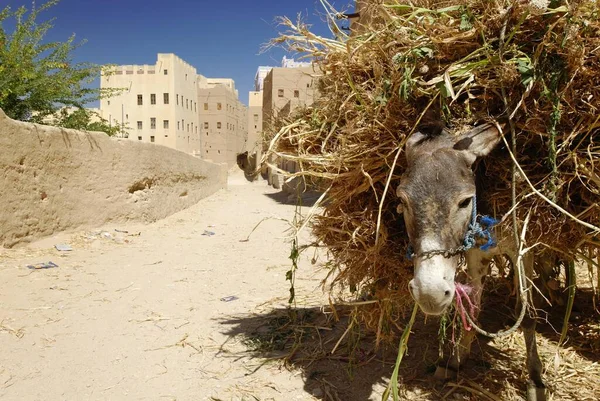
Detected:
[2,0,355,105]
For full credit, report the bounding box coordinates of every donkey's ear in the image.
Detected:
[453,123,502,165]
[405,131,428,163]
[405,121,452,163]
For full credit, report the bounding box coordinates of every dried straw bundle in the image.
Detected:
[265,0,600,339]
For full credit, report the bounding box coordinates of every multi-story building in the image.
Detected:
[100,54,200,154]
[100,53,247,166]
[197,77,248,164]
[254,66,274,92]
[254,57,311,93]
[281,56,311,68]
[248,91,263,153]
[247,90,264,156]
[262,66,316,134]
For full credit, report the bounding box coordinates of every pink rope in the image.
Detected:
[454,283,478,331]
[454,286,471,331]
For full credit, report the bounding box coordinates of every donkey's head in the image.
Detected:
[397,123,502,315]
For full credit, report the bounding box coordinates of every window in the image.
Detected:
[278,89,284,97]
[217,103,222,110]
[125,114,128,119]
[294,90,300,98]
[137,95,143,105]
[253,114,258,122]
[204,103,208,110]
[307,83,310,88]
[164,69,168,75]
[163,93,169,104]
[151,118,156,129]
[194,102,197,112]
[151,94,156,105]
[187,124,189,132]
[176,94,179,105]
[163,120,169,129]
[254,125,257,129]
[195,126,198,134]
[186,99,188,109]
[204,122,208,129]
[150,136,155,143]
[138,136,142,141]
[137,121,142,129]
[177,121,180,130]
[107,100,110,106]
[185,74,188,80]
[217,122,221,129]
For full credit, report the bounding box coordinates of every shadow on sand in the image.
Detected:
[263,190,322,207]
[219,279,600,400]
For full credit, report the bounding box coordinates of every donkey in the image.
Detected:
[395,123,546,401]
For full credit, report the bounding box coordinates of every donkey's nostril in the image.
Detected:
[444,290,451,297]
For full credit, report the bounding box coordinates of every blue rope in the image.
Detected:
[462,194,498,252]
[404,194,498,260]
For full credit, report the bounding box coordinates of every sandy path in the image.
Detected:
[0,173,325,401]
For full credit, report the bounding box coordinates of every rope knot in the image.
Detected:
[463,213,498,252]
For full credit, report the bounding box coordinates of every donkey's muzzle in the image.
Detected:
[409,278,454,315]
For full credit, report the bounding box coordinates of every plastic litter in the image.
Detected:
[27,261,58,270]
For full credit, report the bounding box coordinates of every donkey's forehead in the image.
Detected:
[401,149,474,196]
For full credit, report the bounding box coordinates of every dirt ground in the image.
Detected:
[0,172,326,400]
[1,171,599,401]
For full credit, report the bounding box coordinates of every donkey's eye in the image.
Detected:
[396,190,409,215]
[458,197,472,209]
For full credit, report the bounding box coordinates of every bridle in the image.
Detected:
[406,194,498,260]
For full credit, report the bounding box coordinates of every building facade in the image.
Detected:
[262,66,316,134]
[247,90,264,156]
[197,77,248,164]
[100,53,247,166]
[100,54,200,154]
[254,66,273,92]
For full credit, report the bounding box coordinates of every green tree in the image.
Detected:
[53,108,123,137]
[0,0,121,124]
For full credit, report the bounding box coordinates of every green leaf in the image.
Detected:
[412,46,433,59]
[516,58,535,87]
[0,0,124,123]
[460,10,473,31]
